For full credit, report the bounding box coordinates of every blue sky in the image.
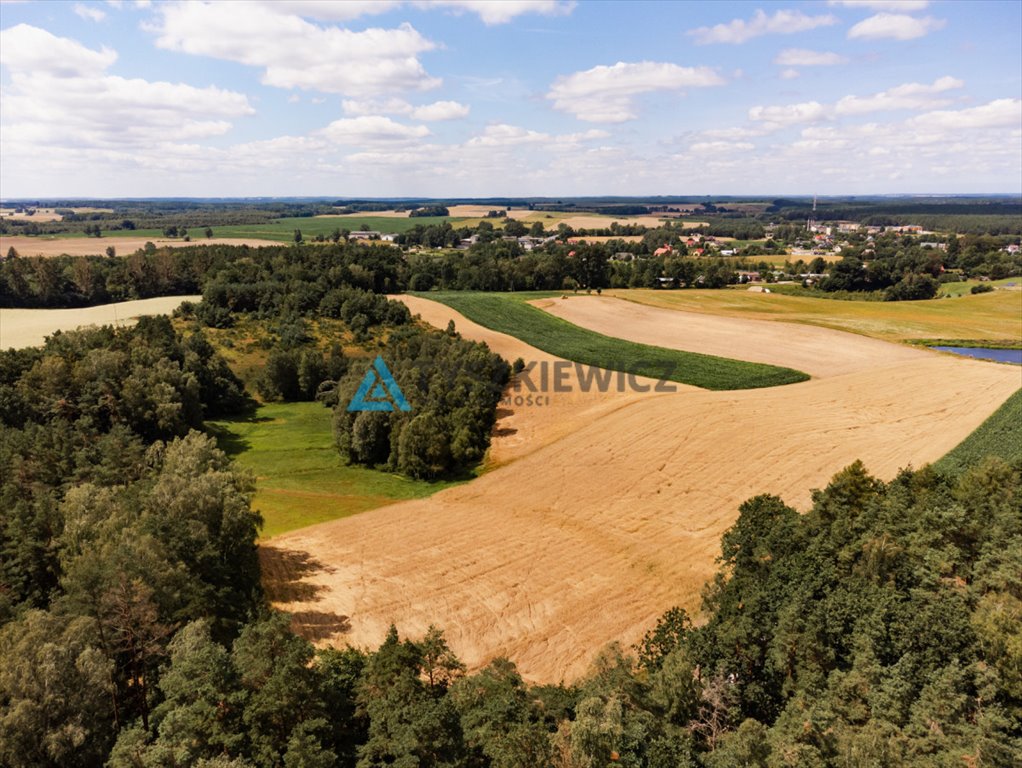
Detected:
[1,0,1020,197]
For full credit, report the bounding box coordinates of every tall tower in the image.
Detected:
[807,194,817,232]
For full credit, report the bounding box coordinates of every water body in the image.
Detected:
[933,346,1022,365]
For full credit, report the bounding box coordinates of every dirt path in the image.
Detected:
[261,296,1021,682]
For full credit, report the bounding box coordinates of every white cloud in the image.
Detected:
[689,141,755,153]
[466,124,550,147]
[342,98,415,116]
[73,3,106,21]
[689,9,838,45]
[254,0,402,21]
[464,123,607,148]
[340,98,470,121]
[780,68,800,80]
[828,1,929,10]
[0,25,253,152]
[774,48,848,66]
[700,126,773,140]
[0,23,116,75]
[411,100,470,121]
[249,0,575,25]
[151,2,440,96]
[547,61,725,122]
[835,76,963,114]
[848,13,945,40]
[749,101,828,126]
[748,76,965,128]
[415,0,575,25]
[319,116,430,144]
[907,98,1022,130]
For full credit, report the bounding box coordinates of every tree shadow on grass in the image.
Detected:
[206,423,252,456]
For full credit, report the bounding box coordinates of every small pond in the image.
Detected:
[932,346,1022,365]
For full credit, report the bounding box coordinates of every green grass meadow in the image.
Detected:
[422,291,810,390]
[207,401,463,538]
[57,215,470,242]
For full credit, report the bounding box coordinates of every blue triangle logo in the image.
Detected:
[347,356,412,412]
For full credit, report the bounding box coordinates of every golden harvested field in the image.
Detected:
[568,235,644,243]
[262,294,1021,682]
[320,210,412,219]
[532,295,929,378]
[0,206,113,222]
[1,296,201,349]
[447,205,534,217]
[523,212,667,229]
[0,235,283,258]
[610,288,1022,342]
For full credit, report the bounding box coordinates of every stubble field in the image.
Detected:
[262,293,1021,681]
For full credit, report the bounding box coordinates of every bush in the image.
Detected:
[885,273,939,301]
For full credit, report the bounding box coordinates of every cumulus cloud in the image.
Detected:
[318,116,430,144]
[342,98,415,116]
[0,23,116,76]
[547,61,725,122]
[466,124,550,147]
[699,125,773,140]
[251,0,402,21]
[828,0,929,10]
[689,9,838,45]
[774,48,848,66]
[464,123,607,148]
[341,98,470,121]
[848,13,945,40]
[749,101,829,126]
[747,76,965,128]
[73,3,106,21]
[0,25,253,151]
[836,76,963,114]
[907,98,1022,130]
[689,141,755,153]
[415,0,576,25]
[411,100,470,121]
[150,1,440,96]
